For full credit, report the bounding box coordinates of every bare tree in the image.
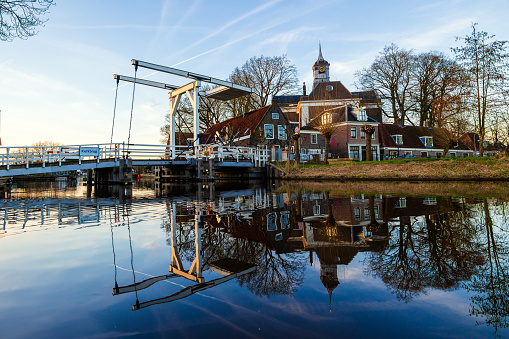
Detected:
[361,124,375,161]
[225,55,299,117]
[0,0,55,41]
[314,111,338,164]
[452,23,509,156]
[355,44,415,125]
[411,52,468,128]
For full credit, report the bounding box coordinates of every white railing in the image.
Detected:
[0,143,270,170]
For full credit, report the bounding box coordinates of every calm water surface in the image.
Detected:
[0,180,508,338]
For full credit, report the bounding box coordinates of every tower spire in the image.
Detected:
[318,40,324,61]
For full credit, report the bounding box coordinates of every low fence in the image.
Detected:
[0,143,270,171]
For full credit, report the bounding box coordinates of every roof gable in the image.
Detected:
[307,81,353,101]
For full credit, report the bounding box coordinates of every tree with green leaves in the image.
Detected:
[452,23,508,156]
[0,0,55,41]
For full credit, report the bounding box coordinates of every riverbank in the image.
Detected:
[279,180,509,199]
[283,156,509,181]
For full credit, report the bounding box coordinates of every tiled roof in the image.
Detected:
[283,111,299,123]
[308,105,378,127]
[202,104,272,143]
[307,81,353,100]
[378,124,471,150]
[274,95,302,105]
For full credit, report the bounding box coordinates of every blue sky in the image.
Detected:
[1,0,508,146]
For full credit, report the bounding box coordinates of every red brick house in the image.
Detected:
[202,100,293,159]
[378,124,473,159]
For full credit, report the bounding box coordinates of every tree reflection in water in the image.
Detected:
[367,198,484,302]
[466,199,509,335]
[153,188,509,333]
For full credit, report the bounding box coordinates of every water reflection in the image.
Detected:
[107,183,509,335]
[1,180,509,336]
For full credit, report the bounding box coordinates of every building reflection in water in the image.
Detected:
[13,180,503,332]
[113,185,501,315]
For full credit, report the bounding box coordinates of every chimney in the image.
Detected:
[395,118,402,127]
[303,82,306,96]
[271,98,278,106]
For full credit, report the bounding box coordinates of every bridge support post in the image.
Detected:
[209,159,214,180]
[197,159,202,180]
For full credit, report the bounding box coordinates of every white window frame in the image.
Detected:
[420,136,433,147]
[392,134,403,145]
[350,145,360,159]
[272,113,279,120]
[358,109,367,121]
[360,130,366,139]
[277,125,286,140]
[351,127,357,139]
[267,212,277,231]
[264,124,274,139]
[321,113,333,125]
[311,134,318,144]
[354,207,361,220]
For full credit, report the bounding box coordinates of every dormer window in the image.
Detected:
[358,109,367,121]
[272,113,279,120]
[420,136,433,147]
[321,113,333,125]
[392,134,403,145]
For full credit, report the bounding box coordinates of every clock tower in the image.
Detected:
[312,41,330,89]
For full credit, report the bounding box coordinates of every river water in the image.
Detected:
[0,179,508,338]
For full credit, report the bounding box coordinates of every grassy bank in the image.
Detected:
[279,180,509,199]
[283,156,509,180]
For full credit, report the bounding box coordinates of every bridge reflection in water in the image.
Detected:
[1,181,508,335]
[108,183,500,317]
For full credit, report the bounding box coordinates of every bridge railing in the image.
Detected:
[0,143,269,170]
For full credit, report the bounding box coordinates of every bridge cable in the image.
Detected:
[110,207,119,294]
[127,213,140,308]
[110,76,120,145]
[126,64,139,154]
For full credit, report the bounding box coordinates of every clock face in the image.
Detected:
[319,66,325,73]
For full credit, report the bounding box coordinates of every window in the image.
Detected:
[358,109,367,121]
[424,197,437,205]
[354,207,361,220]
[374,206,379,218]
[267,213,277,231]
[321,113,333,125]
[395,197,407,208]
[351,127,357,139]
[421,151,428,158]
[278,125,286,140]
[405,151,412,156]
[350,146,360,159]
[264,124,274,139]
[313,205,320,215]
[371,146,378,161]
[436,152,442,158]
[449,152,456,157]
[364,207,370,219]
[272,113,279,120]
[392,135,403,145]
[311,134,317,144]
[420,136,433,147]
[372,130,375,139]
[360,130,366,139]
[280,211,290,229]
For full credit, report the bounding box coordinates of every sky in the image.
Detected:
[1,0,508,146]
